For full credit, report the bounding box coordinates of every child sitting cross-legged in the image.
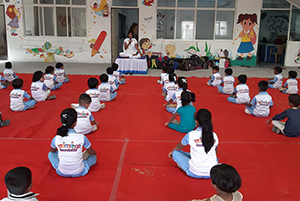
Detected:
[245,80,273,117]
[218,68,235,94]
[112,63,125,85]
[168,109,218,179]
[10,78,36,111]
[279,70,298,94]
[44,66,63,91]
[207,66,221,87]
[227,74,250,104]
[1,166,39,201]
[267,94,300,137]
[48,108,97,177]
[268,66,283,89]
[31,71,56,102]
[163,73,178,100]
[74,93,99,135]
[165,91,196,133]
[54,62,69,83]
[3,62,18,83]
[192,164,243,201]
[107,67,119,91]
[98,74,117,101]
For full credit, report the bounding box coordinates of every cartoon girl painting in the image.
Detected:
[140,38,152,57]
[236,13,257,61]
[6,5,21,36]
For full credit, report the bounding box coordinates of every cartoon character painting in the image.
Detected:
[165,44,180,59]
[6,5,21,36]
[90,0,107,16]
[142,0,154,7]
[295,48,300,64]
[140,38,152,57]
[236,13,258,61]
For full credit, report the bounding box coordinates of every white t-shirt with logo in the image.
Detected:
[234,84,250,103]
[181,127,219,177]
[222,76,235,94]
[108,74,117,91]
[85,88,102,112]
[44,73,56,89]
[271,74,283,89]
[251,92,273,117]
[113,71,121,83]
[123,38,138,54]
[31,81,48,102]
[54,68,66,83]
[3,68,16,82]
[50,129,91,175]
[210,72,222,87]
[162,73,169,86]
[284,78,298,94]
[164,82,179,101]
[74,106,94,134]
[10,89,31,111]
[98,82,113,101]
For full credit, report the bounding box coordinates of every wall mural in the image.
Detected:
[295,48,300,64]
[90,31,107,57]
[140,38,152,56]
[232,13,258,66]
[90,0,108,17]
[185,42,211,57]
[142,0,154,7]
[6,4,21,36]
[165,44,180,59]
[26,42,74,62]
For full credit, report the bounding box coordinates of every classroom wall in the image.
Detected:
[2,0,300,66]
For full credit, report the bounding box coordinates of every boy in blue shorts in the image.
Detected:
[267,94,300,137]
[245,80,273,117]
[268,66,283,89]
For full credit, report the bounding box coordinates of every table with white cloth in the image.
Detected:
[115,57,148,74]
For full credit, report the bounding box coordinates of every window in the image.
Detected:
[263,0,290,9]
[157,0,236,40]
[113,0,137,7]
[23,0,86,37]
[290,6,300,41]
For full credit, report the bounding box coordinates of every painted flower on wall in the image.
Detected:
[185,42,211,57]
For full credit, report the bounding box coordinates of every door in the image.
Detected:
[111,8,138,62]
[0,5,7,60]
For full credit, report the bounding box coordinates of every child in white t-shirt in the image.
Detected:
[245,80,273,117]
[207,66,221,87]
[107,67,119,91]
[48,108,97,177]
[218,68,235,94]
[268,66,283,89]
[192,164,243,201]
[3,62,18,83]
[44,66,63,90]
[228,74,250,104]
[157,66,168,85]
[55,62,69,83]
[163,73,179,101]
[0,110,10,127]
[10,78,36,111]
[112,63,125,85]
[74,93,99,135]
[168,109,218,178]
[1,167,39,201]
[98,74,117,101]
[31,71,56,102]
[280,70,298,94]
[71,78,105,112]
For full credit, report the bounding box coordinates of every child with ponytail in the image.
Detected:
[48,108,97,177]
[168,109,219,178]
[165,90,196,133]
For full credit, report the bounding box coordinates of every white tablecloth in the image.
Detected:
[115,58,148,74]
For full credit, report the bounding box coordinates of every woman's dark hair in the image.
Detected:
[45,66,55,74]
[32,71,43,82]
[210,164,242,193]
[177,77,188,90]
[169,73,177,83]
[5,166,32,195]
[128,23,138,35]
[57,108,77,137]
[196,109,214,153]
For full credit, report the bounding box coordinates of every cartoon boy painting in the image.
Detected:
[236,13,257,61]
[140,38,152,57]
[6,5,21,36]
[165,44,180,59]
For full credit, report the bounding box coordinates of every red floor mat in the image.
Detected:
[0,74,299,200]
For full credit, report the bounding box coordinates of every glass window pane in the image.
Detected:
[157,9,175,39]
[290,6,300,41]
[158,0,175,7]
[40,0,54,4]
[72,8,86,37]
[56,0,69,4]
[217,0,235,8]
[113,0,137,7]
[39,7,43,35]
[24,5,39,36]
[197,0,215,8]
[72,0,86,5]
[176,10,194,39]
[215,11,234,39]
[56,7,67,36]
[68,7,71,37]
[263,0,290,8]
[44,7,54,36]
[0,0,3,3]
[178,0,195,7]
[196,10,215,39]
[23,0,38,3]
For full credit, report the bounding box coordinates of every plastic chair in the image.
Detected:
[269,45,285,63]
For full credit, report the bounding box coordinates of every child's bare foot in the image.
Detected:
[100,103,106,109]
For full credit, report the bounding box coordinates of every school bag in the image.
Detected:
[179,59,189,71]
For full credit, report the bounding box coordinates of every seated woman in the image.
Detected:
[119,31,143,59]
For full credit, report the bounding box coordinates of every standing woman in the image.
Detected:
[119,31,143,58]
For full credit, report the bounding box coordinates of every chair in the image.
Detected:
[269,45,285,63]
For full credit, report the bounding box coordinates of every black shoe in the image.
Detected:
[236,56,243,61]
[129,73,133,75]
[0,119,10,127]
[246,56,252,61]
